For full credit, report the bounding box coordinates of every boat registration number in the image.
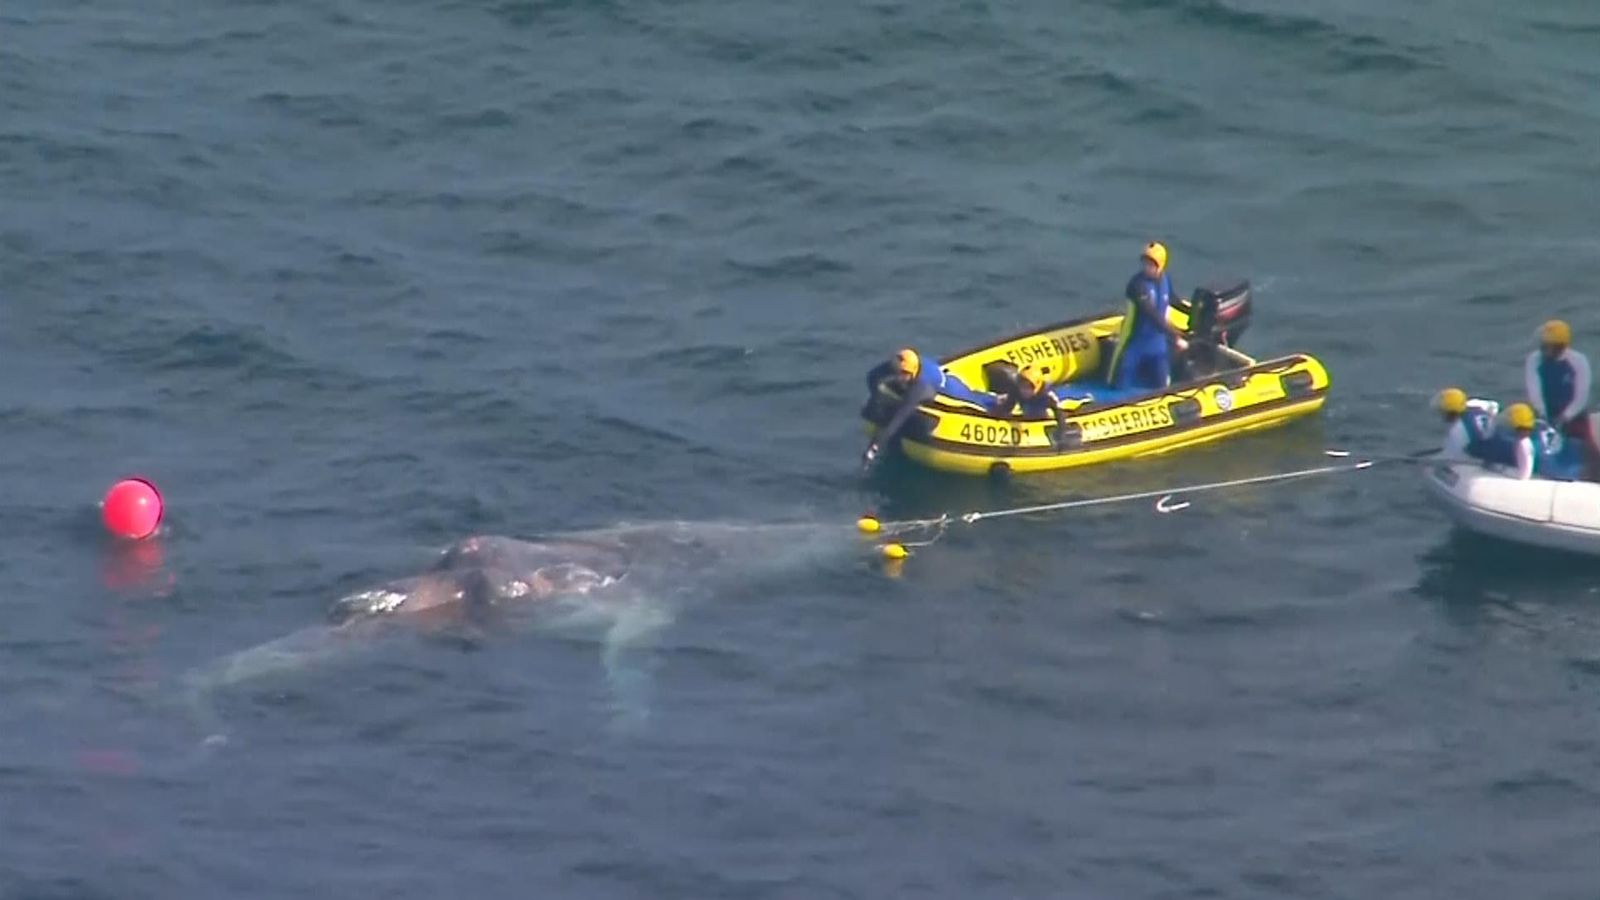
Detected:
[957,422,1031,446]
[1080,405,1174,440]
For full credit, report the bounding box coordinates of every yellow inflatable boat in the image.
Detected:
[859,281,1330,476]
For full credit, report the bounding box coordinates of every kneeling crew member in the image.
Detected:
[1501,402,1555,481]
[1436,387,1497,462]
[863,348,991,470]
[988,365,1069,446]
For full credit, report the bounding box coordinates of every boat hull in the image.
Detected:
[1422,462,1600,558]
[860,305,1330,476]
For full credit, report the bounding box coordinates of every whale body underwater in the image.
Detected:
[182,520,882,738]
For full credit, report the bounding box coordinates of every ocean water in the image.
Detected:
[4,0,1600,896]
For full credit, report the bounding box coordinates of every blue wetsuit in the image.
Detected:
[1529,421,1583,480]
[1526,348,1592,427]
[1474,421,1578,480]
[1109,271,1176,392]
[1471,428,1520,469]
[1446,408,1497,461]
[986,390,1069,444]
[866,353,992,452]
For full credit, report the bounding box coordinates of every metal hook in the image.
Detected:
[1155,494,1190,513]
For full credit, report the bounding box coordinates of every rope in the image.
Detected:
[1324,448,1440,463]
[875,457,1378,541]
[880,514,951,538]
[896,517,949,548]
[1325,448,1493,470]
[957,459,1372,524]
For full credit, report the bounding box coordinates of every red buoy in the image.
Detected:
[102,478,164,540]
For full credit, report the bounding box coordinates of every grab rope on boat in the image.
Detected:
[858,455,1392,560]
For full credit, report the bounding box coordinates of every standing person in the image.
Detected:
[1108,241,1189,392]
[1524,318,1599,478]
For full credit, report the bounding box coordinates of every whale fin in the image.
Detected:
[597,594,676,733]
[177,621,402,750]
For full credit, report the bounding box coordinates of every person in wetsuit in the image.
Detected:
[986,364,1068,447]
[862,348,989,470]
[1525,318,1600,480]
[1468,402,1567,481]
[1435,387,1499,462]
[1108,241,1190,392]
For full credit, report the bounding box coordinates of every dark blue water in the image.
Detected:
[5,0,1600,896]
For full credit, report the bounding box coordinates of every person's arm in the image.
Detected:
[1560,351,1592,424]
[1047,395,1069,445]
[863,381,936,470]
[1441,422,1466,460]
[1526,351,1548,418]
[1515,436,1535,480]
[986,392,1018,415]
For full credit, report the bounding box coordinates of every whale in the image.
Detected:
[325,533,639,630]
[181,519,879,742]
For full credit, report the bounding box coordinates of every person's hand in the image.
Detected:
[1174,335,1190,352]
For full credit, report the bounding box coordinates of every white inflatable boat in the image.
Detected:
[1423,462,1600,557]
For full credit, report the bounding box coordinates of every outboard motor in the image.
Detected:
[1171,279,1252,381]
[1177,279,1252,348]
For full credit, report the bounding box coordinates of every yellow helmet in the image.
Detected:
[1541,319,1571,347]
[1018,365,1046,393]
[1508,402,1536,431]
[1142,241,1169,274]
[894,348,920,378]
[1435,388,1467,415]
